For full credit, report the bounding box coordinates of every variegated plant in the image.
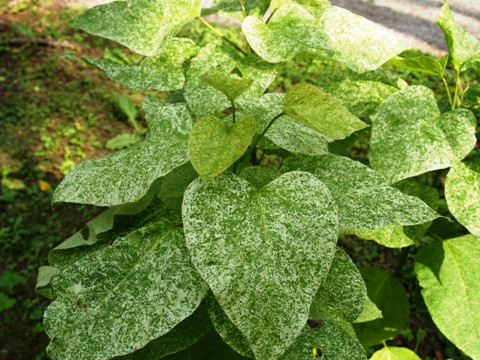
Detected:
[37,1,480,359]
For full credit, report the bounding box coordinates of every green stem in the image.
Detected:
[394,247,411,278]
[231,100,236,123]
[197,16,247,56]
[441,75,453,109]
[452,70,461,110]
[238,0,247,17]
[250,112,285,150]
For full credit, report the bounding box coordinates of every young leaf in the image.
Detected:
[200,70,254,101]
[84,39,199,91]
[284,83,367,140]
[415,235,480,360]
[283,155,439,231]
[436,2,480,72]
[445,161,480,237]
[354,297,382,324]
[370,86,477,183]
[44,208,208,360]
[388,55,448,77]
[309,248,366,324]
[71,0,202,56]
[53,98,192,206]
[188,115,256,179]
[353,267,409,348]
[183,172,339,360]
[370,346,421,360]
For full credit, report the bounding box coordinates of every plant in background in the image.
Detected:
[36,1,480,359]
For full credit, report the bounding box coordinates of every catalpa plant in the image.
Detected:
[37,0,480,359]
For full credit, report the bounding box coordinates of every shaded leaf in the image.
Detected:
[239,166,282,189]
[158,162,198,211]
[36,266,61,299]
[183,172,338,360]
[415,235,480,360]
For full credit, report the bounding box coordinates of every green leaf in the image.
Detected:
[351,226,414,249]
[53,98,192,206]
[310,248,366,323]
[115,302,212,360]
[370,346,421,360]
[71,0,202,56]
[354,296,382,324]
[284,83,367,140]
[445,161,480,237]
[106,133,143,150]
[436,2,480,72]
[203,0,270,18]
[388,55,448,77]
[200,70,254,101]
[0,292,16,313]
[370,86,477,183]
[188,115,256,179]
[207,294,254,358]
[239,166,282,189]
[158,162,198,211]
[282,321,366,360]
[183,172,339,360]
[283,155,439,231]
[353,267,409,348]
[415,235,480,360]
[36,266,61,299]
[45,207,208,360]
[84,39,199,91]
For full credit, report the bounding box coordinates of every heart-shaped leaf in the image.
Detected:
[370,346,421,360]
[389,55,448,77]
[200,70,254,101]
[370,86,477,183]
[188,115,256,179]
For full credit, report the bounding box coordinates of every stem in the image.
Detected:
[231,100,236,123]
[250,112,285,150]
[452,70,461,109]
[197,16,247,56]
[441,75,453,109]
[238,0,247,17]
[394,247,411,278]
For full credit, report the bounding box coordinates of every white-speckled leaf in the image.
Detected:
[436,3,480,72]
[53,97,192,206]
[188,115,256,179]
[200,70,254,101]
[84,39,198,90]
[354,296,382,324]
[370,346,421,360]
[71,0,202,56]
[282,321,366,360]
[370,86,477,183]
[445,161,480,237]
[183,172,339,360]
[415,235,480,360]
[44,208,208,360]
[283,155,439,231]
[310,248,366,323]
[353,267,409,348]
[284,84,367,140]
[207,294,254,358]
[203,0,270,19]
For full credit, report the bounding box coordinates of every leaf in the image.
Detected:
[284,83,367,140]
[188,115,256,179]
[415,235,480,360]
[310,248,366,323]
[183,172,339,360]
[436,2,480,72]
[370,86,477,183]
[283,155,439,231]
[44,207,208,360]
[53,97,192,206]
[370,346,421,360]
[158,162,198,211]
[115,302,212,360]
[207,294,254,358]
[85,39,199,91]
[71,0,202,56]
[353,267,409,348]
[36,266,60,299]
[203,0,270,19]
[352,226,414,249]
[106,133,143,150]
[445,161,480,237]
[388,55,448,77]
[239,166,282,189]
[0,293,16,313]
[354,296,382,324]
[200,70,254,101]
[282,321,366,360]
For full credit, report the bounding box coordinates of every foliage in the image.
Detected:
[35,1,480,359]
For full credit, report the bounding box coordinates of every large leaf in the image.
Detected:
[44,207,208,360]
[353,267,409,348]
[284,83,367,140]
[84,39,199,91]
[188,115,256,179]
[445,161,480,237]
[71,0,202,56]
[53,98,192,206]
[283,155,439,231]
[415,235,480,360]
[370,86,477,183]
[183,172,339,360]
[370,346,421,360]
[310,248,366,323]
[436,2,480,72]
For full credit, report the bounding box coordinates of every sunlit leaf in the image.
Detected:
[370,346,421,360]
